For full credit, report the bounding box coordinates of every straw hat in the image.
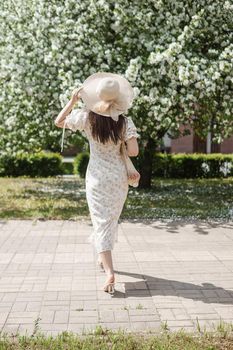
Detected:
[78,72,135,122]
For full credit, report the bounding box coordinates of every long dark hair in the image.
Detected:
[88,110,126,144]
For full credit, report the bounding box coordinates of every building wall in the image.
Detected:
[170,128,233,154]
[221,136,233,154]
[170,126,194,153]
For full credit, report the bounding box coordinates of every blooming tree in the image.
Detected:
[0,0,232,187]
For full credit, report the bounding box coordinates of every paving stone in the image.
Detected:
[96,322,132,332]
[83,300,98,310]
[53,310,69,323]
[130,321,147,331]
[130,315,160,322]
[26,302,42,311]
[0,312,10,324]
[145,321,162,330]
[1,219,233,335]
[1,324,19,335]
[158,309,176,320]
[114,310,130,322]
[189,313,223,320]
[11,302,27,312]
[99,310,115,322]
[39,310,55,323]
[67,323,85,333]
[165,320,195,327]
[69,310,99,324]
[38,323,68,332]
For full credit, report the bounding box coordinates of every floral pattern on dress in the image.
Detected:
[64,107,140,253]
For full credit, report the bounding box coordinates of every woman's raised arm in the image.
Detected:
[54,87,83,128]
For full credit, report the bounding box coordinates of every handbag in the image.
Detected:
[120,140,140,187]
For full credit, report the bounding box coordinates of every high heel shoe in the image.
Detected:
[103,275,115,294]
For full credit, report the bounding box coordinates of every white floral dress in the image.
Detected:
[63,107,140,254]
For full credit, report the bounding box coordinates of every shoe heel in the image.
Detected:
[108,283,115,294]
[103,282,115,294]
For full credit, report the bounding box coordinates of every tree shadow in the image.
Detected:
[112,269,233,304]
[120,218,233,236]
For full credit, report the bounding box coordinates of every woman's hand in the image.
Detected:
[128,171,140,181]
[70,86,83,104]
[54,85,83,128]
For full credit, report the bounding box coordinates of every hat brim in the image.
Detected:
[79,72,134,116]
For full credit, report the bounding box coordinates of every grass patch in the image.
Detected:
[0,321,233,349]
[0,176,232,220]
[124,177,233,221]
[0,176,89,220]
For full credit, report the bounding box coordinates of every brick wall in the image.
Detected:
[171,127,233,154]
[221,136,233,153]
[171,126,194,153]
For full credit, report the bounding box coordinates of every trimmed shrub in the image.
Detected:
[153,153,233,178]
[62,162,73,175]
[0,152,64,177]
[73,152,90,178]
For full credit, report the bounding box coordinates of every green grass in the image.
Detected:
[0,176,89,220]
[0,321,233,349]
[0,176,233,220]
[124,177,233,221]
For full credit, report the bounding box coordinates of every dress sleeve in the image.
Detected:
[60,107,89,152]
[65,107,89,132]
[124,116,140,141]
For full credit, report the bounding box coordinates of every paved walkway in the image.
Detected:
[0,219,233,336]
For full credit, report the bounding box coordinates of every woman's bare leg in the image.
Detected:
[99,250,114,277]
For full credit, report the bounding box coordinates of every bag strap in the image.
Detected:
[121,140,128,161]
[60,118,68,152]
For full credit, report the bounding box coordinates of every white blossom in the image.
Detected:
[0,0,232,153]
[201,162,210,174]
[219,162,232,177]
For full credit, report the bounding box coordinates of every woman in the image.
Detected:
[54,72,140,294]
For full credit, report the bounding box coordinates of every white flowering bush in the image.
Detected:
[201,162,210,175]
[153,153,233,178]
[0,1,232,187]
[219,161,233,177]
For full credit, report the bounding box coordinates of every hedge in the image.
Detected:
[153,153,233,178]
[62,162,74,175]
[73,152,90,178]
[2,151,232,179]
[0,151,64,177]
